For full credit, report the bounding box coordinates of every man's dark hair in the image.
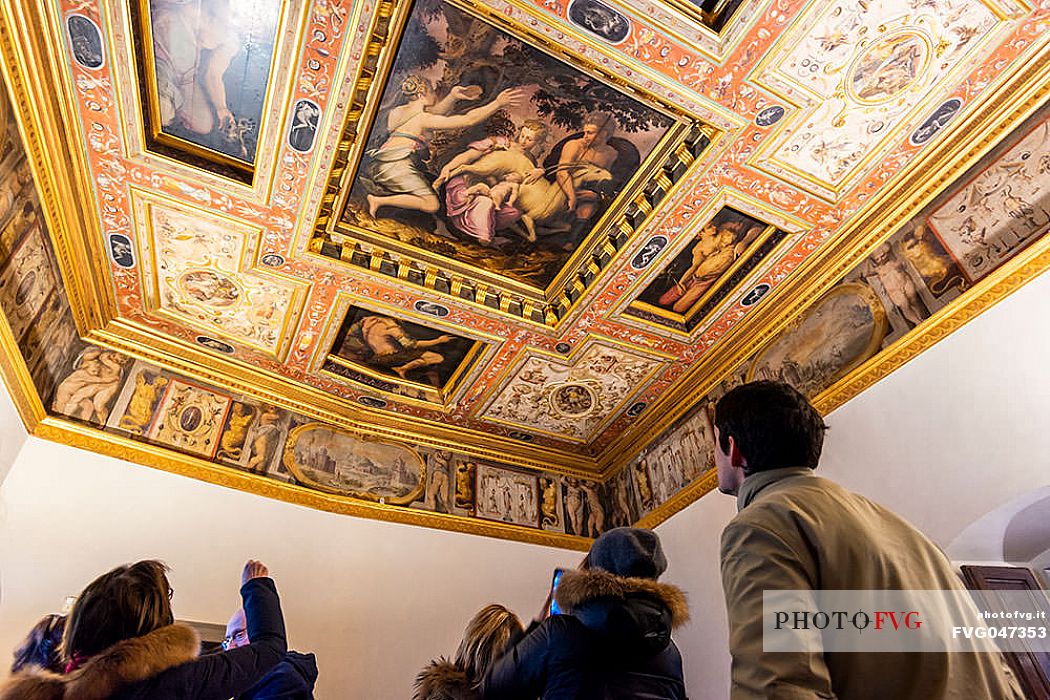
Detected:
[714,380,828,474]
[63,560,174,661]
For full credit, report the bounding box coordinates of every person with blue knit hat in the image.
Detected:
[482,527,689,699]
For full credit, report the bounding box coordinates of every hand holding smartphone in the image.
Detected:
[548,568,566,617]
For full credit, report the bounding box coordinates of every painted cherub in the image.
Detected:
[463,171,523,209]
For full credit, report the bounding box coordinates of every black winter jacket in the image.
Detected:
[481,569,690,699]
[0,577,286,700]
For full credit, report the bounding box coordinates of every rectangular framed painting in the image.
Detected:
[626,207,788,332]
[327,0,691,295]
[321,304,485,404]
[132,0,283,178]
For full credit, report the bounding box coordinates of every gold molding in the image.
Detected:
[33,415,591,551]
[309,0,720,328]
[595,39,1050,476]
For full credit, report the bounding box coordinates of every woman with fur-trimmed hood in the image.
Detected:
[0,559,287,700]
[415,604,524,700]
[481,527,689,699]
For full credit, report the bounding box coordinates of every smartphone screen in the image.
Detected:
[548,568,566,616]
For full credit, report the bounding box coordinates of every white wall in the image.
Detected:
[0,376,27,487]
[0,438,577,698]
[4,275,1050,699]
[657,269,1050,698]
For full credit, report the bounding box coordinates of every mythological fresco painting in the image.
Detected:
[628,207,787,331]
[618,100,1050,522]
[134,0,282,170]
[325,306,481,392]
[339,0,675,289]
[562,477,607,537]
[475,463,539,526]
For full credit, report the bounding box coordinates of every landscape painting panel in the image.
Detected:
[341,0,674,288]
[749,283,887,397]
[145,0,281,164]
[284,422,423,502]
[330,306,477,389]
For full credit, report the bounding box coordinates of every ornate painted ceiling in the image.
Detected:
[0,0,1047,547]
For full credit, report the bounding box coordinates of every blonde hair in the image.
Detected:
[400,75,431,101]
[454,604,523,686]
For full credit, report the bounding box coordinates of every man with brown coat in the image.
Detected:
[714,380,1023,699]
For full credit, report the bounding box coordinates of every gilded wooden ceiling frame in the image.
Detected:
[0,0,617,479]
[308,0,721,329]
[0,4,584,550]
[600,44,1050,516]
[314,292,504,410]
[610,188,811,338]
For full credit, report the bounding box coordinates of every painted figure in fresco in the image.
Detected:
[364,75,526,218]
[658,217,764,313]
[288,100,320,152]
[436,119,547,244]
[338,314,456,387]
[540,477,559,528]
[864,243,928,328]
[218,402,256,461]
[181,270,239,306]
[52,347,130,424]
[611,476,633,528]
[580,481,606,537]
[455,461,476,511]
[564,478,585,536]
[463,172,523,210]
[556,113,619,220]
[634,458,654,511]
[424,450,451,512]
[151,1,241,143]
[118,371,169,434]
[245,406,282,475]
[900,224,957,293]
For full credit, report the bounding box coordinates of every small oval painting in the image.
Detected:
[555,342,572,354]
[358,396,388,409]
[288,99,321,153]
[508,431,534,442]
[179,270,240,307]
[630,235,668,270]
[15,270,36,306]
[748,283,887,398]
[849,32,929,104]
[179,406,203,432]
[567,0,631,44]
[755,106,785,127]
[550,383,597,417]
[283,423,424,504]
[910,98,963,146]
[741,283,771,307]
[626,401,647,417]
[196,336,235,354]
[261,253,285,267]
[413,300,450,317]
[109,234,135,268]
[67,15,104,69]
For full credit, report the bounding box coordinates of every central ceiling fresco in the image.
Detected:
[0,0,1048,547]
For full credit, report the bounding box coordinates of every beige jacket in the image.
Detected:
[720,467,1024,700]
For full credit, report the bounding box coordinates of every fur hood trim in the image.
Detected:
[0,624,200,700]
[413,657,478,700]
[555,569,690,629]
